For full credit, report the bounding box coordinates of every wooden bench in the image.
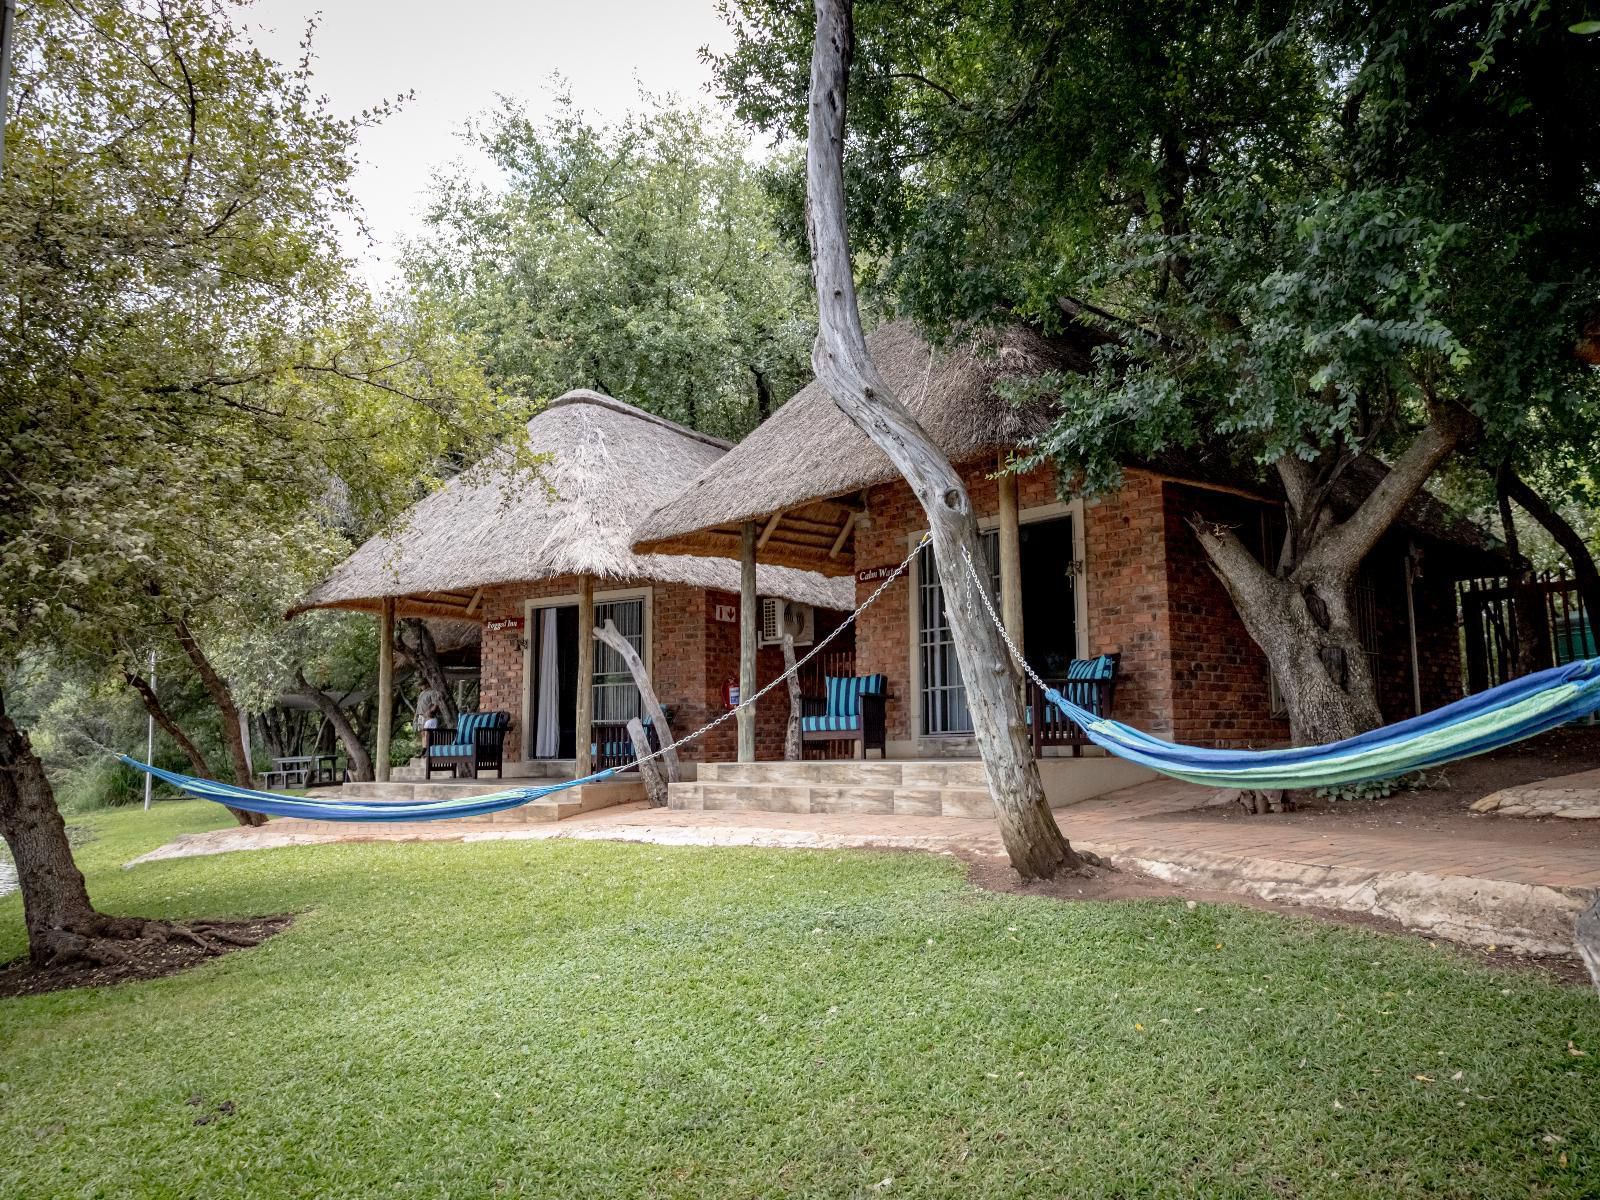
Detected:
[1029,654,1119,756]
[424,711,511,780]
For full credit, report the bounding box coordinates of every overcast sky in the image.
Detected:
[245,0,739,281]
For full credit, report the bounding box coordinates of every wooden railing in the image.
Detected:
[1459,571,1594,692]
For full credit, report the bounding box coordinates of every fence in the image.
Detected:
[1457,571,1593,693]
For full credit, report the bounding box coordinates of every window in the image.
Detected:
[593,598,646,723]
[918,533,999,735]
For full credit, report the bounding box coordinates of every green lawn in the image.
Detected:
[1,803,1596,1198]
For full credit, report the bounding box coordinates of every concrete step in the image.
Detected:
[329,776,643,824]
[698,760,988,789]
[668,779,996,819]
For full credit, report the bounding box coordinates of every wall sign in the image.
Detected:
[856,564,899,583]
[713,603,738,624]
[485,616,524,633]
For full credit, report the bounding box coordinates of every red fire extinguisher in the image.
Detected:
[723,676,740,711]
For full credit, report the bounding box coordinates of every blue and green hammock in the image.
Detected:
[122,657,1600,822]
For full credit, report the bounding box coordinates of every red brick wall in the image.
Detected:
[1160,484,1288,746]
[1083,471,1176,737]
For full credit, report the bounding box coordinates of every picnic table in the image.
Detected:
[261,753,341,790]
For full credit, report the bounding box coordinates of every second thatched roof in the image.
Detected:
[292,390,852,619]
[632,320,1086,572]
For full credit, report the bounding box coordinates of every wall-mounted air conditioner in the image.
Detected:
[759,597,815,647]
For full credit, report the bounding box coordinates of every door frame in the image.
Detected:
[520,585,654,761]
[906,497,1087,745]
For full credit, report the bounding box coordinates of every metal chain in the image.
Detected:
[618,532,933,778]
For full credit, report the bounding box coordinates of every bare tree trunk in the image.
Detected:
[627,718,669,807]
[782,633,803,761]
[293,671,374,782]
[171,616,264,825]
[1495,467,1553,676]
[593,619,680,782]
[397,618,458,728]
[1502,467,1600,634]
[804,0,1078,879]
[1578,894,1600,1000]
[122,669,258,827]
[0,696,268,967]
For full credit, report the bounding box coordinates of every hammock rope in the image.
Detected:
[958,546,1600,791]
[121,534,935,823]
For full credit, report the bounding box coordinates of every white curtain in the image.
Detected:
[535,608,561,758]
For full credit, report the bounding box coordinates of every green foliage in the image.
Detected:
[404,88,816,439]
[711,1,1600,512]
[0,0,520,690]
[2,806,1598,1196]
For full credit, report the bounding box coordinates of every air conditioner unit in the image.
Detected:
[759,597,815,647]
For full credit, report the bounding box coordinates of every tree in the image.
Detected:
[404,90,816,439]
[0,0,512,965]
[713,0,1600,744]
[805,0,1079,879]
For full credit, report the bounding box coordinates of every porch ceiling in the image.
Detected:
[305,589,485,623]
[636,497,864,577]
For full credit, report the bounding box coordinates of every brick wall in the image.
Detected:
[1159,483,1288,746]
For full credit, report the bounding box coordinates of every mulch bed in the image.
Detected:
[0,915,293,1000]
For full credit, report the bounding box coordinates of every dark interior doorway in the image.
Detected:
[531,604,579,759]
[1019,515,1079,678]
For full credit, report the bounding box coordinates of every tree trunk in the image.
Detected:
[397,618,459,728]
[627,718,669,807]
[0,698,263,967]
[782,633,803,761]
[592,619,681,782]
[293,671,374,782]
[171,616,265,825]
[1191,522,1383,745]
[1495,467,1554,675]
[804,0,1079,879]
[1502,467,1600,637]
[1577,894,1600,1000]
[123,669,258,827]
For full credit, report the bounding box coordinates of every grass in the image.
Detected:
[2,802,1597,1199]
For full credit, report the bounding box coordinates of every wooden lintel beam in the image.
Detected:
[757,509,785,551]
[830,511,857,558]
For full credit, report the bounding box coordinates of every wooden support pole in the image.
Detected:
[375,596,395,783]
[997,456,1024,648]
[575,574,595,777]
[738,521,758,763]
[782,633,803,761]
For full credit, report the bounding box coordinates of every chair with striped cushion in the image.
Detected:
[425,710,510,780]
[801,674,889,758]
[1029,654,1118,756]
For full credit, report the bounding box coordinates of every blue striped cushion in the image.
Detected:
[428,743,473,757]
[1066,655,1115,681]
[457,713,481,744]
[823,674,887,718]
[802,714,862,733]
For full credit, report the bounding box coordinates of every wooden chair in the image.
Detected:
[801,674,888,758]
[424,711,511,780]
[1029,654,1118,756]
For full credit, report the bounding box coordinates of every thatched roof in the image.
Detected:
[634,319,1499,576]
[633,320,1086,573]
[292,390,852,619]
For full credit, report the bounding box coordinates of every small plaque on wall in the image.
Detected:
[856,564,898,583]
[485,616,524,633]
[713,603,738,623]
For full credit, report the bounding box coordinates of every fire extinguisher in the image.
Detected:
[724,676,740,711]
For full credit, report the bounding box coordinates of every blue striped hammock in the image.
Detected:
[1041,657,1600,792]
[123,658,1600,821]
